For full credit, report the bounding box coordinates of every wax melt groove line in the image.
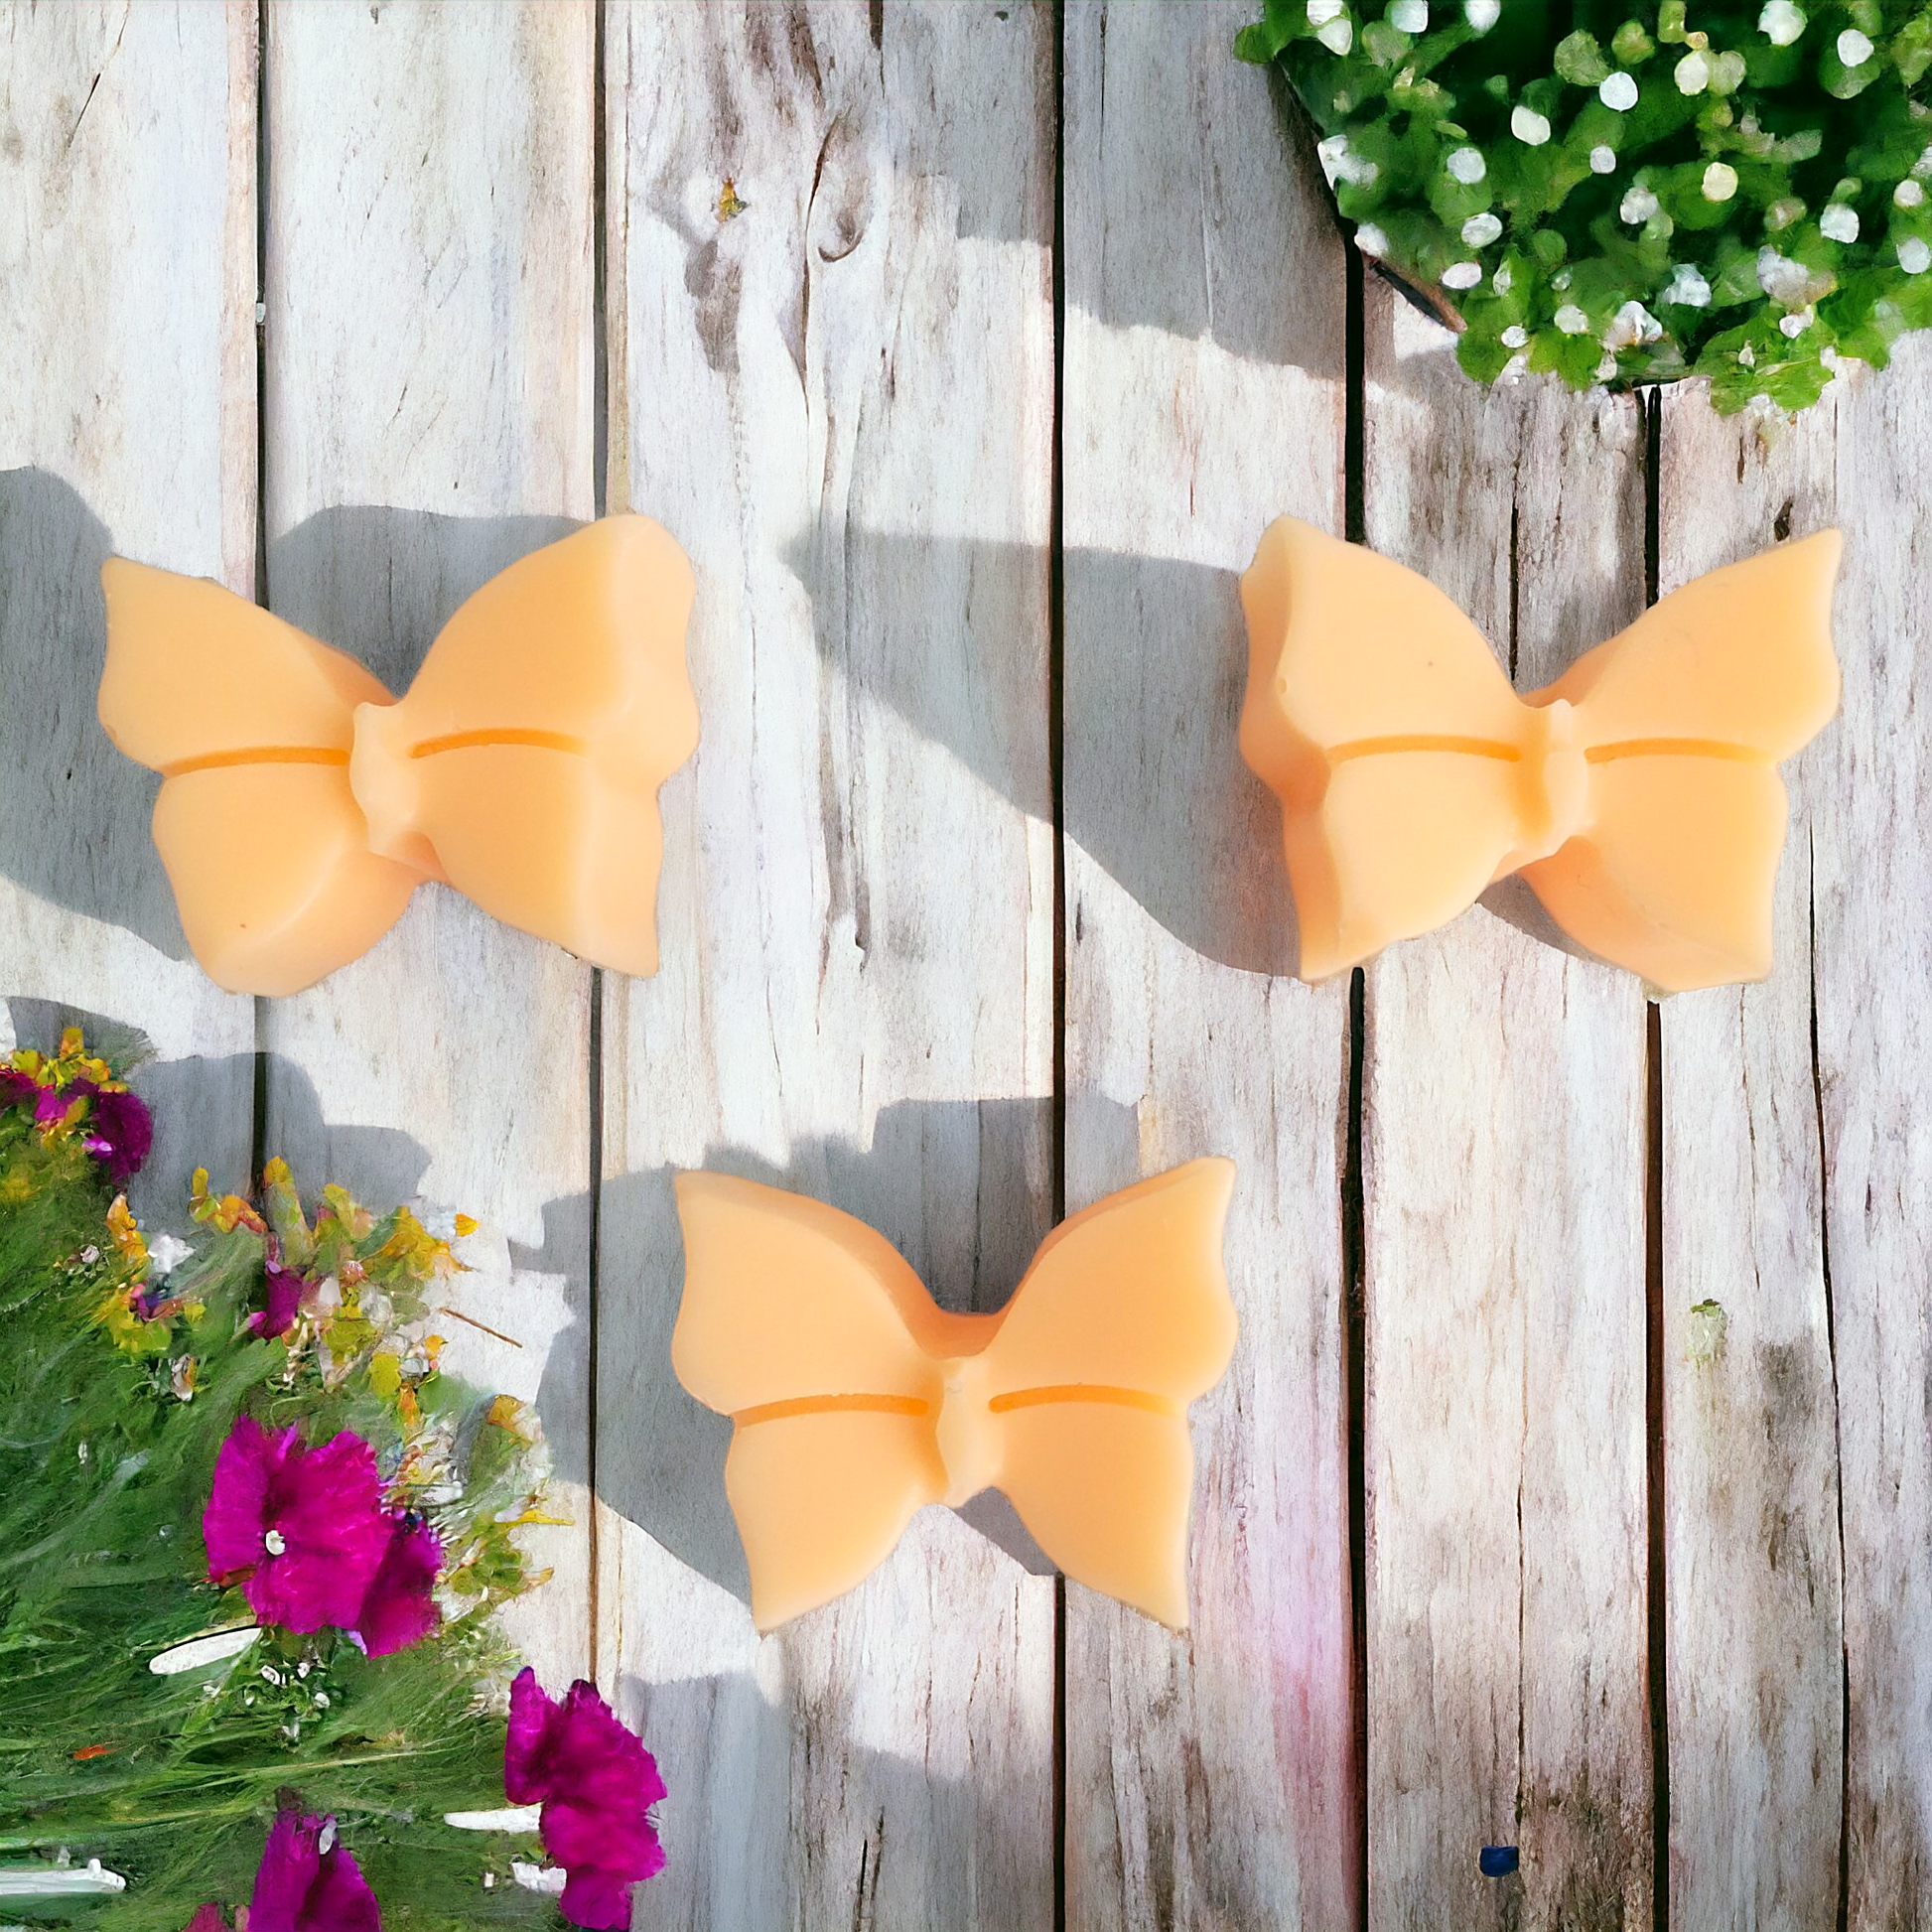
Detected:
[986,1384,1178,1416]
[1586,739,1765,764]
[733,1393,932,1427]
[161,745,349,776]
[1328,734,1519,763]
[408,727,590,759]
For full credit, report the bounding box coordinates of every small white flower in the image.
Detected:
[1757,245,1818,304]
[1838,28,1874,67]
[1765,195,1807,231]
[147,1233,193,1278]
[1447,145,1487,184]
[1901,236,1932,275]
[1596,352,1620,381]
[1738,341,1757,366]
[1354,221,1389,256]
[1461,210,1504,246]
[1821,203,1861,242]
[1664,262,1714,307]
[1675,51,1711,94]
[1896,181,1926,208]
[1441,260,1484,289]
[1388,0,1429,31]
[1493,262,1513,293]
[1500,324,1529,347]
[1599,71,1639,110]
[1916,145,1932,181]
[79,1245,100,1264]
[1703,162,1739,202]
[512,1863,569,1897]
[314,1690,331,1708]
[1555,303,1591,334]
[1316,15,1355,53]
[1758,1,1806,47]
[1499,349,1531,380]
[264,1528,287,1556]
[1589,144,1618,174]
[1621,185,1660,223]
[1602,299,1662,346]
[1464,0,1500,29]
[1779,305,1815,337]
[260,1663,284,1686]
[1308,0,1345,20]
[1317,134,1349,185]
[1511,105,1552,146]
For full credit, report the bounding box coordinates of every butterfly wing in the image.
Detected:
[354,517,699,978]
[1239,516,1533,978]
[1522,531,1841,990]
[978,1159,1237,1627]
[97,560,424,996]
[671,1173,948,1631]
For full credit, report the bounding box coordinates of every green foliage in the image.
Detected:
[0,1058,558,1929]
[1237,0,1932,411]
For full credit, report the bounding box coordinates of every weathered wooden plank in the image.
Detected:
[259,0,597,1687]
[1821,337,1932,1923]
[0,0,257,1212]
[1060,6,1353,1925]
[1362,302,1652,1923]
[598,5,1056,1925]
[1655,388,1842,1927]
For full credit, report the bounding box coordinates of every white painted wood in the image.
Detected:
[1362,304,1653,1923]
[259,0,597,1688]
[598,6,1056,1926]
[1820,337,1932,1922]
[1060,7,1353,1925]
[1655,387,1842,1927]
[0,1,257,1212]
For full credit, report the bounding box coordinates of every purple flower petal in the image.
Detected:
[0,1067,38,1114]
[249,1812,381,1932]
[34,1082,70,1126]
[504,1669,666,1929]
[77,1082,152,1184]
[352,1516,443,1657]
[183,1904,227,1932]
[249,1261,306,1340]
[202,1418,390,1632]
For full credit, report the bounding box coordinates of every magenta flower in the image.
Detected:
[76,1082,152,1184]
[249,1260,306,1340]
[249,1812,380,1932]
[505,1669,666,1929]
[0,1066,37,1114]
[203,1418,390,1632]
[351,1515,443,1657]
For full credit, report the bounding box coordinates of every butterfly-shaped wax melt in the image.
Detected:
[672,1160,1238,1631]
[1238,516,1841,992]
[97,516,697,997]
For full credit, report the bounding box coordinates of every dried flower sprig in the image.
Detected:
[1238,0,1932,411]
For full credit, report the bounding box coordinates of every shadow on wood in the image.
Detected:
[0,468,190,959]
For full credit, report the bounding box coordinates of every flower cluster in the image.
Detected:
[1237,0,1932,411]
[0,1025,152,1186]
[0,1035,665,1932]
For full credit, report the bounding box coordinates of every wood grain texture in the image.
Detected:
[0,0,257,1213]
[259,0,597,1687]
[1655,388,1843,1928]
[1362,294,1652,1926]
[1808,343,1932,1920]
[1060,7,1353,1925]
[597,6,1056,1926]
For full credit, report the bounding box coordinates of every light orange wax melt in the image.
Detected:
[96,516,698,996]
[1238,517,1842,993]
[671,1160,1238,1632]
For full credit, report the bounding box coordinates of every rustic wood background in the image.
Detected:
[2,3,1925,1926]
